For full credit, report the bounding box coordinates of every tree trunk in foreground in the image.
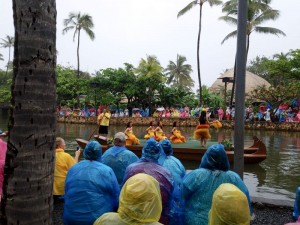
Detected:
[0,0,57,224]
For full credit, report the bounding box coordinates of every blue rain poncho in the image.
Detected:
[159,140,185,225]
[102,145,139,185]
[182,144,252,225]
[159,139,186,187]
[94,173,163,225]
[63,141,120,225]
[123,138,175,225]
[293,187,300,220]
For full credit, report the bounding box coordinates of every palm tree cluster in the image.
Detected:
[0,35,14,76]
[177,0,285,106]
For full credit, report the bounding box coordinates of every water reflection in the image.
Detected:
[1,111,299,201]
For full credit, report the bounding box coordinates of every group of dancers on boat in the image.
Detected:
[124,110,222,147]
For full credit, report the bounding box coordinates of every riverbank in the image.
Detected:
[52,199,295,225]
[57,116,300,132]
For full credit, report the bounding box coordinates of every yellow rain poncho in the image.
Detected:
[209,183,250,225]
[94,173,163,225]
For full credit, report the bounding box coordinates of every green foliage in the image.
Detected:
[56,65,90,106]
[165,54,194,90]
[247,49,300,86]
[0,70,12,103]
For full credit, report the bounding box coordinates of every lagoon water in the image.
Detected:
[1,110,300,202]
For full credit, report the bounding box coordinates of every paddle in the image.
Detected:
[88,125,99,141]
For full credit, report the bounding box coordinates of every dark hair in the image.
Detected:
[149,121,154,126]
[158,121,163,128]
[126,121,132,128]
[173,121,177,127]
[199,111,207,124]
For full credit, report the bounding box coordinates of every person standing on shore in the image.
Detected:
[53,137,81,201]
[97,108,111,139]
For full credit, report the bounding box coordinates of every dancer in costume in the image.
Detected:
[124,121,140,145]
[144,121,155,139]
[194,110,211,147]
[155,121,167,141]
[169,121,186,143]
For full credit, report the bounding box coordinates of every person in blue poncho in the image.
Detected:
[159,139,186,225]
[182,144,252,225]
[102,132,139,185]
[123,137,174,225]
[293,187,300,221]
[159,139,185,197]
[63,141,120,225]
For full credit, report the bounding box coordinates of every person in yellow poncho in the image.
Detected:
[144,121,155,140]
[209,183,250,225]
[124,121,140,145]
[53,137,81,200]
[97,108,111,138]
[154,121,167,142]
[93,173,163,225]
[169,121,186,143]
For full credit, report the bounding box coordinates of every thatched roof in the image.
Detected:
[209,69,271,94]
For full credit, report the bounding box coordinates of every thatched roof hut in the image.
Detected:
[209,69,271,94]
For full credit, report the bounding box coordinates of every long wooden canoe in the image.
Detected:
[76,135,267,164]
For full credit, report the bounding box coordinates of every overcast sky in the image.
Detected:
[0,0,299,90]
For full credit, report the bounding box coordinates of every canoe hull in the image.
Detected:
[76,136,266,164]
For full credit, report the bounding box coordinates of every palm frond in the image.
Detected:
[82,27,95,40]
[253,9,280,25]
[221,30,237,44]
[254,27,286,36]
[219,15,237,25]
[62,26,75,35]
[177,0,198,18]
[208,0,223,7]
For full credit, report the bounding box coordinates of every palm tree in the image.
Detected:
[273,52,289,60]
[0,0,56,224]
[63,12,95,107]
[0,35,14,76]
[165,54,194,90]
[0,52,4,61]
[135,55,165,115]
[178,0,222,105]
[219,0,285,105]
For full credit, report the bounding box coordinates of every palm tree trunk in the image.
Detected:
[1,0,57,224]
[246,34,250,61]
[76,29,81,107]
[230,34,250,106]
[197,4,203,106]
[230,58,236,106]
